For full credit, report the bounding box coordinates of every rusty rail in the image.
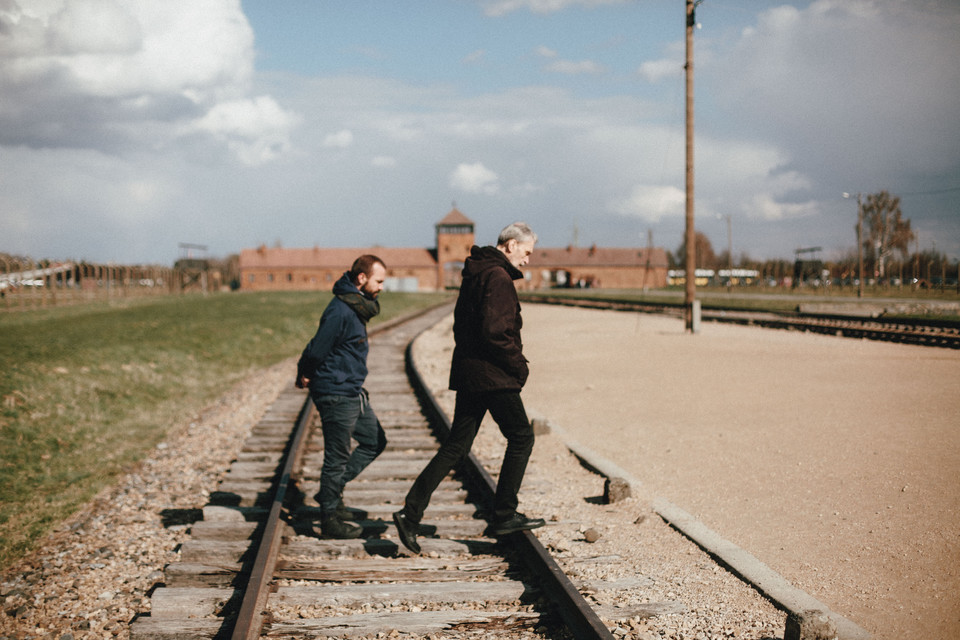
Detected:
[215,304,614,640]
[521,294,960,349]
[229,395,313,640]
[405,338,616,640]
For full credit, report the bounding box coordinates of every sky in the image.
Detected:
[2,0,959,266]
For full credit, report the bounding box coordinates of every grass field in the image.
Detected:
[0,290,450,569]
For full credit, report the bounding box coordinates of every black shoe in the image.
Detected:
[392,510,421,554]
[337,499,365,522]
[491,512,546,536]
[312,493,363,522]
[320,516,362,539]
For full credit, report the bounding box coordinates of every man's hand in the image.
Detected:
[296,375,310,389]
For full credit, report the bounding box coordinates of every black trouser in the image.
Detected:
[402,389,534,523]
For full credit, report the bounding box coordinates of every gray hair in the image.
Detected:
[497,222,537,247]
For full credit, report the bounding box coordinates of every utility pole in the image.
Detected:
[683,0,702,332]
[725,214,732,292]
[641,228,653,292]
[844,192,864,298]
[856,194,864,298]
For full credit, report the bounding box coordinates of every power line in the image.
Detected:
[898,185,960,197]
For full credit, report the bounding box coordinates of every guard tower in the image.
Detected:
[435,205,475,289]
[176,242,210,293]
[793,246,823,288]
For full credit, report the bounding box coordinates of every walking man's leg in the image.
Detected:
[486,391,544,535]
[393,391,486,553]
[339,399,385,520]
[315,394,363,539]
[343,401,387,484]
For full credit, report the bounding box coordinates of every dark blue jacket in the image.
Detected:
[297,273,370,396]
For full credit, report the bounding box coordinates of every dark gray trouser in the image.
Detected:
[312,391,386,518]
[402,389,534,523]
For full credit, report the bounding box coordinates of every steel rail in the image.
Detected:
[404,336,617,640]
[228,303,453,640]
[229,388,313,640]
[521,294,960,349]
[227,302,613,640]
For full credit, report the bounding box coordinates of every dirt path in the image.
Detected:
[517,304,960,640]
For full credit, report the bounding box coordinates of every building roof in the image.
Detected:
[436,207,474,227]
[239,246,437,270]
[240,244,670,271]
[531,246,669,269]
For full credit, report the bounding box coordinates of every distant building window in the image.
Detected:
[267,274,274,282]
[248,274,255,283]
[286,273,293,282]
[440,225,472,235]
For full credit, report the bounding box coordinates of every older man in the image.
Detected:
[393,223,544,554]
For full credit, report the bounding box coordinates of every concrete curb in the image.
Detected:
[540,418,872,640]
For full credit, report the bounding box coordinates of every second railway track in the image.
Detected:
[130,303,613,640]
[521,294,960,349]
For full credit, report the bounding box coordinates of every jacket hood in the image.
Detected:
[462,245,523,281]
[332,271,361,296]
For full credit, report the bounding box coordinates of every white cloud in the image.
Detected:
[374,116,425,142]
[609,185,685,223]
[462,49,486,64]
[536,45,606,75]
[536,45,603,75]
[545,59,605,75]
[0,0,297,164]
[481,0,627,18]
[45,1,142,56]
[194,96,300,165]
[1,0,253,99]
[4,1,957,265]
[450,162,501,195]
[512,181,544,197]
[0,145,182,260]
[637,58,680,83]
[707,0,960,181]
[746,194,820,222]
[323,129,354,149]
[536,45,557,58]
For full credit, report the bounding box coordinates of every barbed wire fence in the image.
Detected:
[0,258,224,311]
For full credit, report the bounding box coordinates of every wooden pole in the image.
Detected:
[684,0,698,331]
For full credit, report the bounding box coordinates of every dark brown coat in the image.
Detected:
[448,245,529,392]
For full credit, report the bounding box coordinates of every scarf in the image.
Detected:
[337,291,380,324]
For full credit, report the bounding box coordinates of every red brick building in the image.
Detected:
[238,208,668,292]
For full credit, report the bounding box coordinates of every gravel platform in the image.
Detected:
[6,303,954,640]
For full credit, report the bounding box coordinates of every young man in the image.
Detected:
[393,223,544,554]
[297,255,388,539]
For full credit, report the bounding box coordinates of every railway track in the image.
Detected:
[520,294,960,349]
[130,303,614,640]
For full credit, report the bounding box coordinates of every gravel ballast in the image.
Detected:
[0,362,293,640]
[7,304,952,640]
[411,313,788,640]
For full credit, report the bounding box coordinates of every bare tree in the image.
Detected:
[862,191,914,281]
[675,231,718,270]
